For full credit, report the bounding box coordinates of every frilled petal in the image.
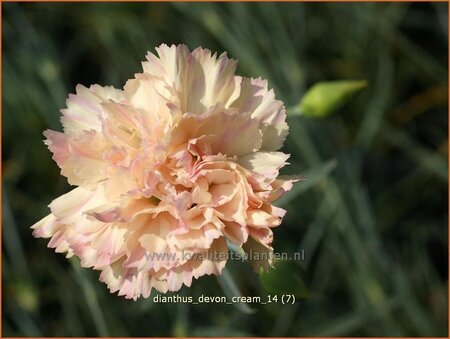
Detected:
[172,107,262,157]
[222,221,249,245]
[166,237,228,291]
[269,175,303,202]
[123,73,175,126]
[99,258,168,300]
[230,77,288,151]
[61,84,124,136]
[32,214,74,257]
[72,222,129,270]
[239,152,289,174]
[31,214,58,238]
[43,129,109,186]
[48,186,108,224]
[143,44,241,114]
[167,223,222,249]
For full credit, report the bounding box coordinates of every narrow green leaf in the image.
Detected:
[217,268,255,314]
[297,80,367,117]
[226,239,247,258]
[276,159,337,207]
[70,259,109,337]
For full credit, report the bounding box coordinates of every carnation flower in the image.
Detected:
[32,44,298,300]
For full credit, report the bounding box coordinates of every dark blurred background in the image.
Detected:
[2,2,448,337]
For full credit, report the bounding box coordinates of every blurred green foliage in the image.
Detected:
[2,2,448,337]
[259,260,309,299]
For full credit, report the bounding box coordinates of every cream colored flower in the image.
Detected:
[32,44,298,299]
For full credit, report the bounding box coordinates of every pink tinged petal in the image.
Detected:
[151,275,169,294]
[222,221,249,245]
[103,146,129,166]
[123,74,159,110]
[249,227,273,246]
[131,209,163,234]
[209,183,237,206]
[60,84,124,135]
[138,234,176,271]
[164,237,228,291]
[239,151,289,179]
[230,77,288,151]
[49,186,107,224]
[179,265,195,288]
[120,197,157,220]
[87,207,123,223]
[202,168,236,185]
[190,237,228,279]
[139,234,167,255]
[90,84,125,103]
[156,211,180,237]
[246,209,281,228]
[70,223,121,270]
[100,103,142,150]
[192,184,212,205]
[100,260,142,300]
[123,244,148,270]
[157,45,207,114]
[124,211,181,270]
[260,120,289,152]
[214,189,247,226]
[44,129,109,186]
[166,265,194,292]
[187,135,213,159]
[118,273,144,300]
[31,214,58,238]
[144,44,188,88]
[241,177,263,209]
[264,204,287,219]
[166,272,183,292]
[191,47,241,109]
[99,259,154,300]
[132,168,161,196]
[131,206,180,232]
[202,207,215,222]
[48,188,91,221]
[176,108,262,157]
[144,44,241,114]
[79,223,128,269]
[43,130,71,166]
[209,173,247,225]
[169,145,194,173]
[85,194,132,221]
[182,207,206,229]
[99,259,126,293]
[47,228,75,257]
[42,187,127,269]
[199,154,229,164]
[170,115,198,148]
[123,73,173,123]
[137,272,153,299]
[103,172,140,200]
[32,196,101,258]
[269,178,296,201]
[63,158,108,187]
[168,223,222,249]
